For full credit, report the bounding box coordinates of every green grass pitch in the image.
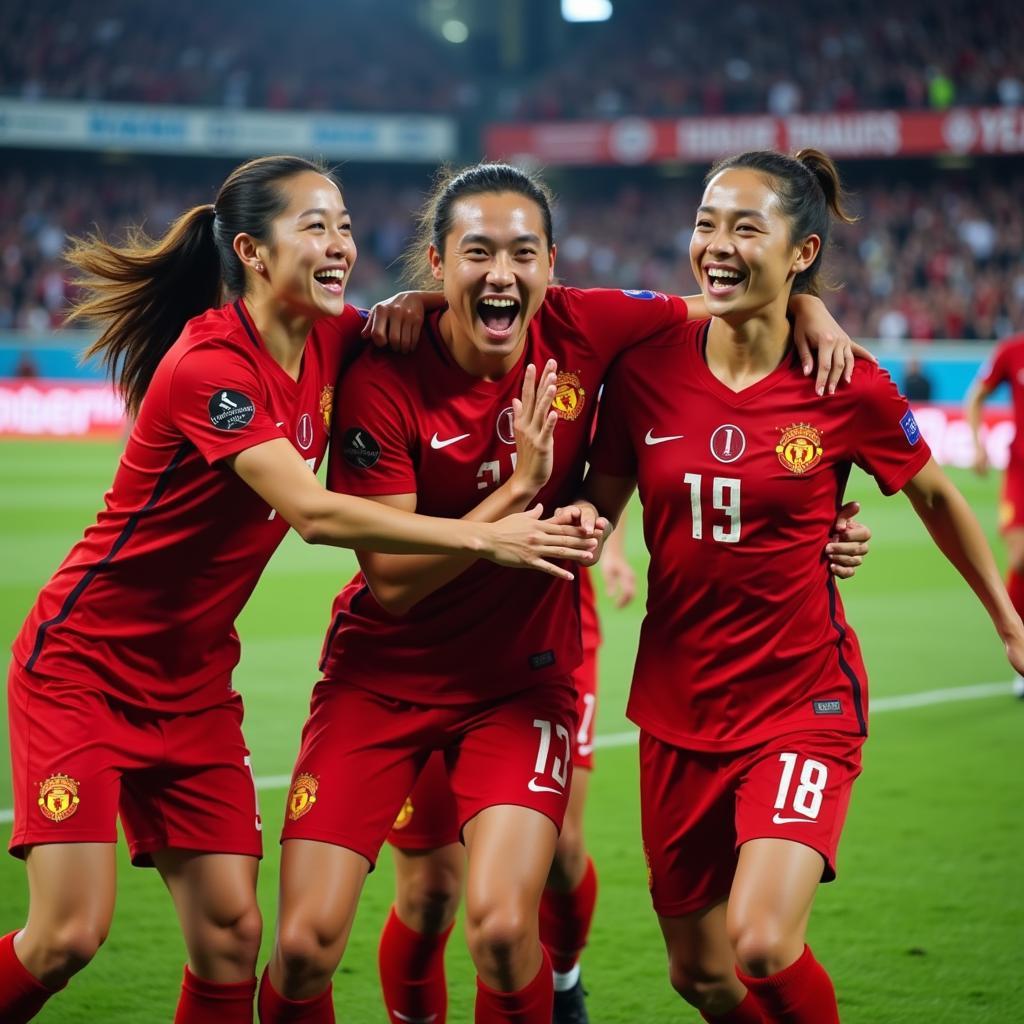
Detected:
[0,440,1021,1022]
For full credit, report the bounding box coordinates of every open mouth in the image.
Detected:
[476,296,521,340]
[705,267,746,296]
[313,268,346,295]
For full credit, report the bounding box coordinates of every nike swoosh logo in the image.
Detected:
[393,1012,438,1023]
[645,430,685,445]
[430,432,470,450]
[528,777,563,795]
[772,813,815,825]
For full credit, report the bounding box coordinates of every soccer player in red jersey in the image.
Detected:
[965,335,1024,696]
[0,156,598,1024]
[577,149,1024,1024]
[259,163,872,1024]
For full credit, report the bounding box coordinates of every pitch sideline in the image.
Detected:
[0,680,1011,826]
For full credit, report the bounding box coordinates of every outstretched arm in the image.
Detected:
[963,378,994,475]
[903,457,1024,672]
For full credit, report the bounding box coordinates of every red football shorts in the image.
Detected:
[281,678,578,866]
[999,460,1024,532]
[640,729,864,917]
[7,661,262,864]
[387,649,599,852]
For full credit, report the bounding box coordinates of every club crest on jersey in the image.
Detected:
[287,772,319,821]
[208,389,255,431]
[776,423,823,474]
[392,797,414,830]
[710,424,746,464]
[38,774,80,823]
[319,385,334,432]
[497,406,516,445]
[296,413,314,451]
[552,371,586,421]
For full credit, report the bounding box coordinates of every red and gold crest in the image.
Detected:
[319,385,334,432]
[38,774,80,823]
[287,772,319,822]
[552,371,586,421]
[392,797,414,831]
[776,423,824,474]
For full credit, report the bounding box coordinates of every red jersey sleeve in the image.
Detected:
[327,353,418,497]
[562,287,688,358]
[587,352,640,478]
[851,366,933,495]
[976,343,1009,393]
[168,342,286,465]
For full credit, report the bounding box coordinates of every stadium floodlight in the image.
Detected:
[441,18,469,42]
[561,0,613,23]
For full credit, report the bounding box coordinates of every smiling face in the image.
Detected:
[429,191,555,376]
[252,170,356,320]
[690,167,819,323]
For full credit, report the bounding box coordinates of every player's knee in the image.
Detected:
[221,902,263,969]
[466,903,532,974]
[397,878,460,934]
[667,957,735,1011]
[45,919,109,978]
[729,919,792,978]
[275,920,337,986]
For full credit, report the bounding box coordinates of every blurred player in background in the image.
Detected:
[580,148,1024,1024]
[0,155,596,1024]
[261,161,870,1024]
[965,332,1024,696]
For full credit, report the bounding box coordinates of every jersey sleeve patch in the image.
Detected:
[207,389,256,431]
[899,409,921,445]
[341,427,382,468]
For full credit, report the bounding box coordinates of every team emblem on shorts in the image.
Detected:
[38,774,80,823]
[776,423,824,474]
[287,772,319,821]
[392,797,414,830]
[319,385,334,432]
[552,371,586,421]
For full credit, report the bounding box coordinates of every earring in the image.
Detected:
[255,261,264,273]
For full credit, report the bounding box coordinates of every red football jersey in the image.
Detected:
[579,568,600,653]
[590,319,932,751]
[977,334,1024,464]
[13,300,365,712]
[321,286,687,704]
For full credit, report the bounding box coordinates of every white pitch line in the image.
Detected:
[0,680,1014,826]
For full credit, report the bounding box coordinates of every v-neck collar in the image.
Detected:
[692,320,799,407]
[232,299,305,388]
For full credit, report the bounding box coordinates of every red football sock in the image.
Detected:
[475,949,553,1024]
[736,945,839,1024]
[1008,568,1024,620]
[258,966,335,1023]
[174,964,257,1024]
[0,931,64,1024]
[539,856,598,974]
[378,905,455,1024]
[700,990,765,1023]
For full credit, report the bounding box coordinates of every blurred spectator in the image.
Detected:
[12,351,40,379]
[902,357,934,401]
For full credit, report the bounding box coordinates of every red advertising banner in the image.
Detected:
[0,380,126,438]
[485,107,1024,166]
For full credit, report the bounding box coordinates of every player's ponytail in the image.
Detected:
[68,154,335,416]
[401,161,556,291]
[705,148,857,297]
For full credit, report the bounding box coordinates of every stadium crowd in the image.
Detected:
[2,0,1021,119]
[3,163,1022,343]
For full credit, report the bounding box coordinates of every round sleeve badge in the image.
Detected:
[341,427,382,468]
[208,389,256,431]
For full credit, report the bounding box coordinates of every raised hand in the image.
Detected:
[510,360,559,497]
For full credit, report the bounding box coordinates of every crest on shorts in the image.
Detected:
[319,385,334,432]
[552,371,586,421]
[38,774,80,823]
[392,797,414,831]
[287,772,319,821]
[776,423,823,474]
